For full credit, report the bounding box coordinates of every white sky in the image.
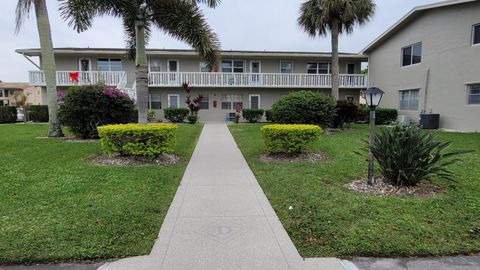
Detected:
[1,0,443,82]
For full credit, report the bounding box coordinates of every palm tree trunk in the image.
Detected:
[331,18,340,101]
[135,19,149,125]
[34,0,63,137]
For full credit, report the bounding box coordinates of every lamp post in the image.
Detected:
[364,87,384,186]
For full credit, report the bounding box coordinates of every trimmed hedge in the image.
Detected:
[271,91,336,127]
[260,124,322,154]
[98,123,177,157]
[242,109,264,123]
[28,105,49,122]
[361,107,398,125]
[265,109,274,122]
[333,100,359,128]
[0,106,17,124]
[164,108,189,123]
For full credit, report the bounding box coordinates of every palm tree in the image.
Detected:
[298,0,375,101]
[16,0,64,137]
[60,0,220,124]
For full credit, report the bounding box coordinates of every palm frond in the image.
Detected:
[59,0,132,32]
[151,0,220,70]
[15,0,34,34]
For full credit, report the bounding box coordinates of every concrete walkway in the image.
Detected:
[99,123,349,270]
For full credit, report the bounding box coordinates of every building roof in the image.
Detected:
[16,48,368,60]
[361,0,478,54]
[0,82,32,90]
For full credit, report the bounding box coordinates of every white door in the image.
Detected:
[251,61,261,85]
[79,58,92,84]
[168,60,179,84]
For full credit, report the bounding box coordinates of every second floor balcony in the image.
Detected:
[28,70,127,89]
[28,70,368,89]
[148,72,368,88]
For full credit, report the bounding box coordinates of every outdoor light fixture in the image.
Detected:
[363,87,385,186]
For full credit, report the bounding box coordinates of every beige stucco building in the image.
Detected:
[17,48,368,122]
[363,0,480,132]
[0,82,44,107]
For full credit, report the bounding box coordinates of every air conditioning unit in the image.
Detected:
[397,115,411,125]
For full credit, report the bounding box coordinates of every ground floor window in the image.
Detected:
[468,84,480,105]
[249,94,261,109]
[168,94,180,108]
[399,89,419,110]
[149,94,162,109]
[199,94,209,110]
[221,94,243,110]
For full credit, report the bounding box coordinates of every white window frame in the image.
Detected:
[307,62,331,74]
[399,89,420,111]
[78,58,91,71]
[167,94,180,108]
[148,93,162,110]
[467,84,480,105]
[472,23,480,46]
[97,58,123,72]
[199,62,209,72]
[148,57,162,72]
[199,93,209,109]
[280,60,293,74]
[221,59,245,73]
[249,94,261,109]
[401,42,422,67]
[221,94,243,110]
[167,59,179,72]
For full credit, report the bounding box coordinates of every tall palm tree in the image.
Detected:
[16,0,64,137]
[298,0,375,101]
[60,0,220,124]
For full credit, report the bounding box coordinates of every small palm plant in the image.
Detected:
[368,124,472,186]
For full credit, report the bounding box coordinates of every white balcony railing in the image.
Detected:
[148,72,368,88]
[28,71,126,87]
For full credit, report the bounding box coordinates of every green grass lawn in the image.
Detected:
[0,123,202,264]
[229,124,480,258]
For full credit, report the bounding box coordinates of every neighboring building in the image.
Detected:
[17,48,368,121]
[363,0,480,132]
[0,82,44,107]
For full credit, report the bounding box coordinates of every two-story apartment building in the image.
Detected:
[363,0,480,132]
[17,48,368,121]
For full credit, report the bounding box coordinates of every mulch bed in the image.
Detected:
[345,177,444,197]
[259,152,326,163]
[89,154,180,166]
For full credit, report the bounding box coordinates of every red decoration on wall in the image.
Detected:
[69,72,79,84]
[213,100,217,108]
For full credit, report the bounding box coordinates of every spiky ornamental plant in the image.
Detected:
[59,0,220,125]
[369,124,472,187]
[298,0,375,101]
[183,83,203,116]
[15,0,64,137]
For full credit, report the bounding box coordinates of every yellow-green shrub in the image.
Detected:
[260,124,322,154]
[97,124,177,156]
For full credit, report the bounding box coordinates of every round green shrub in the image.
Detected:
[58,84,135,139]
[164,108,189,123]
[271,91,336,126]
[260,124,322,154]
[242,109,264,123]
